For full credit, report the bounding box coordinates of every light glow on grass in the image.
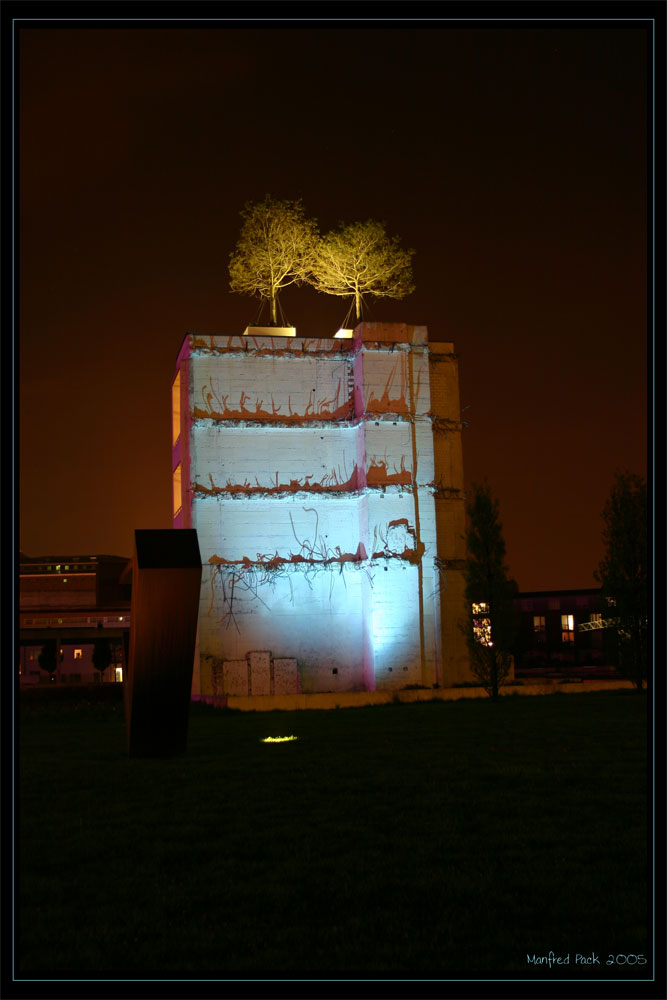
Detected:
[261,735,298,743]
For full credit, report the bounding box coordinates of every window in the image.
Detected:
[472,603,491,646]
[561,614,575,643]
[74,649,83,660]
[172,371,181,446]
[590,612,602,624]
[532,615,546,632]
[173,463,182,516]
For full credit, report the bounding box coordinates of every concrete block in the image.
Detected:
[223,659,249,696]
[249,650,271,695]
[273,657,298,694]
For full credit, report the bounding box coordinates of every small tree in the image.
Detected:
[307,220,415,322]
[461,482,516,700]
[594,472,647,690]
[92,638,112,683]
[37,641,59,682]
[228,195,319,325]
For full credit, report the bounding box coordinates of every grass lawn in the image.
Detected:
[17,687,649,977]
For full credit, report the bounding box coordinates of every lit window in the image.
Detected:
[173,463,182,516]
[473,617,492,646]
[532,615,546,633]
[172,371,181,445]
[472,603,492,646]
[74,649,83,660]
[590,612,602,624]
[115,667,123,683]
[561,614,575,643]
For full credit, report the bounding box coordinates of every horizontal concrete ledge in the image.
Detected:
[192,679,636,712]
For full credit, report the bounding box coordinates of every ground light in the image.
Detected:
[261,735,298,743]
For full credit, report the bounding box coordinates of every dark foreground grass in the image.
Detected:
[17,688,649,976]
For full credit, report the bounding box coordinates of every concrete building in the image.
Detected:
[172,322,472,699]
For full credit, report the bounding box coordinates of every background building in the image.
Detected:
[19,554,131,684]
[513,588,611,674]
[172,322,473,698]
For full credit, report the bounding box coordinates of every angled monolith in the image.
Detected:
[125,529,202,757]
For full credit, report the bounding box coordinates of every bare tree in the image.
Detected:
[307,220,415,322]
[228,196,319,325]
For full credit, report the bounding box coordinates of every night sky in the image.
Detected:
[18,23,649,591]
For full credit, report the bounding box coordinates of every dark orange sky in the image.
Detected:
[18,23,650,591]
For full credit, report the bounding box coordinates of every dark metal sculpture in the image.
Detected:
[124,529,202,757]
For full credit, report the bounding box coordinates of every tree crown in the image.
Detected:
[595,471,647,614]
[228,195,319,323]
[307,219,415,320]
[594,471,647,689]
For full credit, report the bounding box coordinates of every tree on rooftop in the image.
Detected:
[461,482,517,701]
[228,195,319,325]
[306,220,415,323]
[594,471,647,690]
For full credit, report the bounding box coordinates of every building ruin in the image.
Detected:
[172,322,473,698]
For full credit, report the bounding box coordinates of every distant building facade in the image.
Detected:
[513,588,609,672]
[19,554,131,684]
[172,322,473,698]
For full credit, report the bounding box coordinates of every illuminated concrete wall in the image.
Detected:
[172,323,472,697]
